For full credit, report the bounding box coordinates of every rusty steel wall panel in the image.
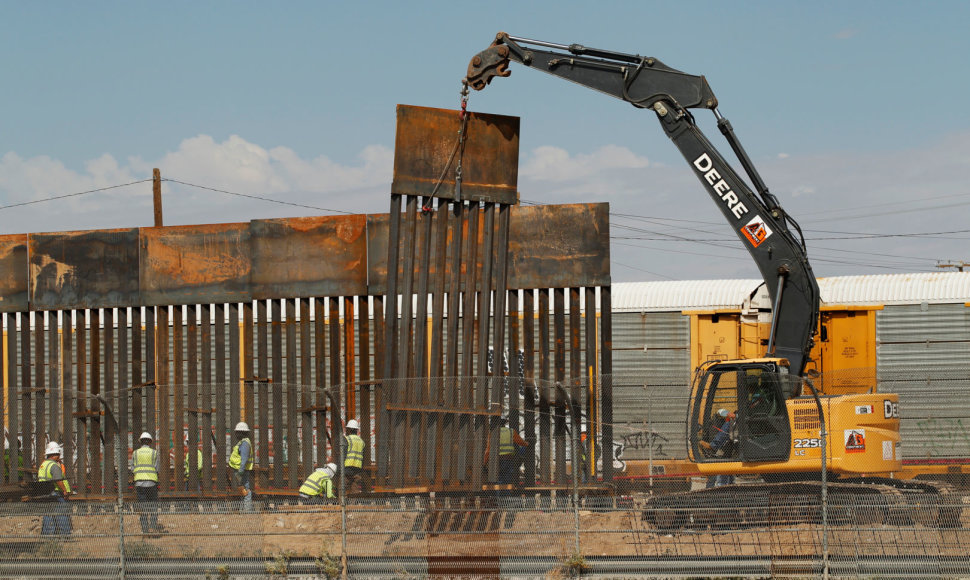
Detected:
[140,223,251,306]
[0,235,28,313]
[508,203,610,289]
[29,229,140,310]
[367,204,609,294]
[250,215,369,299]
[9,205,605,310]
[392,105,519,205]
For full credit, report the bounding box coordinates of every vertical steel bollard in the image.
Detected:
[571,420,581,556]
[339,407,349,580]
[117,423,126,580]
[97,394,126,580]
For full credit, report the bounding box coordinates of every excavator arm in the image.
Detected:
[466,32,820,376]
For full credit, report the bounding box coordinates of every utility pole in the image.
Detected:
[937,261,969,272]
[152,168,163,227]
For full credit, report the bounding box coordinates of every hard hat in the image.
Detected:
[235,422,250,432]
[324,462,337,478]
[718,408,729,418]
[346,419,360,430]
[139,432,153,442]
[45,442,61,456]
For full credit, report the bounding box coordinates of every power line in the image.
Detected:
[0,179,153,211]
[163,178,357,215]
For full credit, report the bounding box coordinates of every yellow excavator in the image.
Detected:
[465,32,958,528]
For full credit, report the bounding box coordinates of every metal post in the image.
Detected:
[97,394,125,580]
[646,384,653,491]
[570,418,581,556]
[339,424,348,580]
[320,387,348,580]
[557,384,581,556]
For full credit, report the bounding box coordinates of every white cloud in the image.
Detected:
[521,144,650,182]
[0,135,394,233]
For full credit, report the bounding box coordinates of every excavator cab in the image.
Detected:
[689,359,793,464]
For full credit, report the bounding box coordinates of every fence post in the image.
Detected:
[97,394,126,580]
[558,384,581,556]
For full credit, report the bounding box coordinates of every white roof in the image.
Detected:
[612,272,970,312]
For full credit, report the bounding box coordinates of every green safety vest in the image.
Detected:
[344,434,364,468]
[38,459,72,494]
[184,449,203,477]
[299,469,334,498]
[499,427,515,456]
[133,446,159,482]
[229,438,254,470]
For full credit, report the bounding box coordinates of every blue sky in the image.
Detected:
[2,2,969,282]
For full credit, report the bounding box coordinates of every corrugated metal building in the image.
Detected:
[610,272,970,466]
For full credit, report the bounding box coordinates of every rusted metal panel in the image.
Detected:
[250,215,368,299]
[29,228,139,310]
[140,223,251,306]
[369,203,609,294]
[0,235,28,313]
[508,203,611,289]
[392,105,519,205]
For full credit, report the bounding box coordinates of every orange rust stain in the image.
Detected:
[148,237,249,286]
[335,219,365,244]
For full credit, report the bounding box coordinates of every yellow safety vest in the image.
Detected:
[499,427,515,456]
[229,438,254,470]
[344,434,364,468]
[299,469,334,498]
[38,459,72,494]
[133,446,159,482]
[184,450,203,476]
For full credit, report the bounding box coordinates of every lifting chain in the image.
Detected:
[424,81,471,214]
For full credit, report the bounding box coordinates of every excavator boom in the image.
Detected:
[466,32,819,376]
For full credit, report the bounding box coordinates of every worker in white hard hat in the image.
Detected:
[132,432,165,535]
[298,463,336,504]
[342,419,366,494]
[228,421,254,511]
[37,442,72,536]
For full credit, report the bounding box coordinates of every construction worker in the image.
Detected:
[184,447,204,491]
[37,442,72,536]
[701,409,737,488]
[298,463,336,504]
[228,422,254,512]
[133,432,165,534]
[579,428,591,484]
[343,419,365,493]
[485,419,529,485]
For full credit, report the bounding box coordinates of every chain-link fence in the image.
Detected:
[0,491,967,579]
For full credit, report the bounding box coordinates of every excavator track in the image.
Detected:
[642,479,964,532]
